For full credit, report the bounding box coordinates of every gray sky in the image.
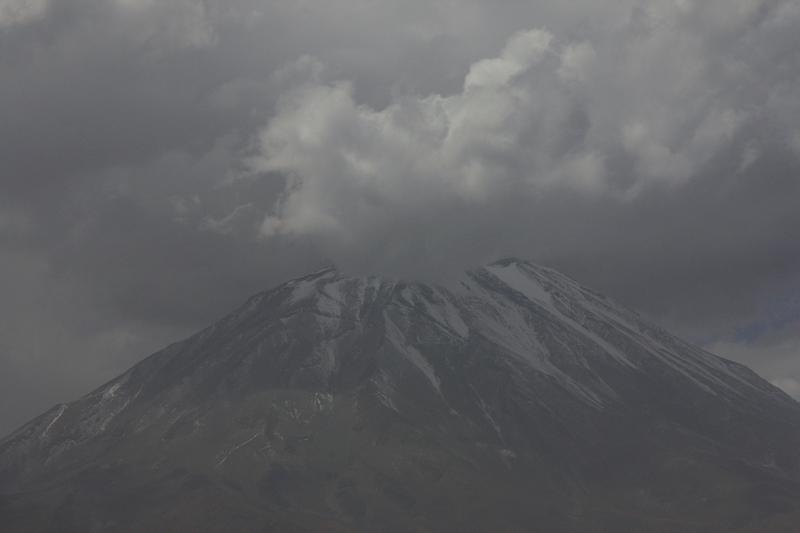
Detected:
[1,0,800,435]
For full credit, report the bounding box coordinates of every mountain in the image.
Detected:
[2,259,800,532]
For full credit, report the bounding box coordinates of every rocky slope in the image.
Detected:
[2,259,800,532]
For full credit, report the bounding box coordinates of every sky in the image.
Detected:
[1,0,800,435]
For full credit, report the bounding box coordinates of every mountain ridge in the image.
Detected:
[2,258,800,532]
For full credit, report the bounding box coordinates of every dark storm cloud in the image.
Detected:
[1,0,800,432]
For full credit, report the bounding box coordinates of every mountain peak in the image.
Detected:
[489,256,542,268]
[3,261,800,532]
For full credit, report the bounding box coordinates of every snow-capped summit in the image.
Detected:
[3,259,800,532]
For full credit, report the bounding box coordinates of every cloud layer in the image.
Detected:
[249,0,800,300]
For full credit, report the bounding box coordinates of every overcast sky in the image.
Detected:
[1,0,800,435]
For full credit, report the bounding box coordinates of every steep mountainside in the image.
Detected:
[2,259,800,532]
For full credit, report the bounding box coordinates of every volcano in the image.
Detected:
[3,259,800,532]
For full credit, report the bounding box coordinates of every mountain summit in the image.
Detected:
[3,259,800,532]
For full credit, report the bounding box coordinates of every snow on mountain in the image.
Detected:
[2,259,800,533]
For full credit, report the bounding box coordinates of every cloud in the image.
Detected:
[110,0,217,50]
[557,42,596,83]
[248,29,610,249]
[0,0,48,27]
[251,28,618,237]
[250,1,800,282]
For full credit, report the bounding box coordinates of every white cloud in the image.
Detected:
[0,0,47,27]
[558,42,595,82]
[251,2,790,247]
[251,29,613,245]
[464,29,553,90]
[112,0,217,49]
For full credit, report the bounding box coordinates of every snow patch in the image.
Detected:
[313,392,334,411]
[41,405,67,439]
[216,432,261,467]
[422,290,470,339]
[317,280,346,316]
[287,269,336,305]
[458,273,612,407]
[384,312,442,393]
[372,371,400,411]
[288,278,318,304]
[485,264,637,369]
[472,388,504,443]
[103,382,122,400]
[487,263,554,311]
